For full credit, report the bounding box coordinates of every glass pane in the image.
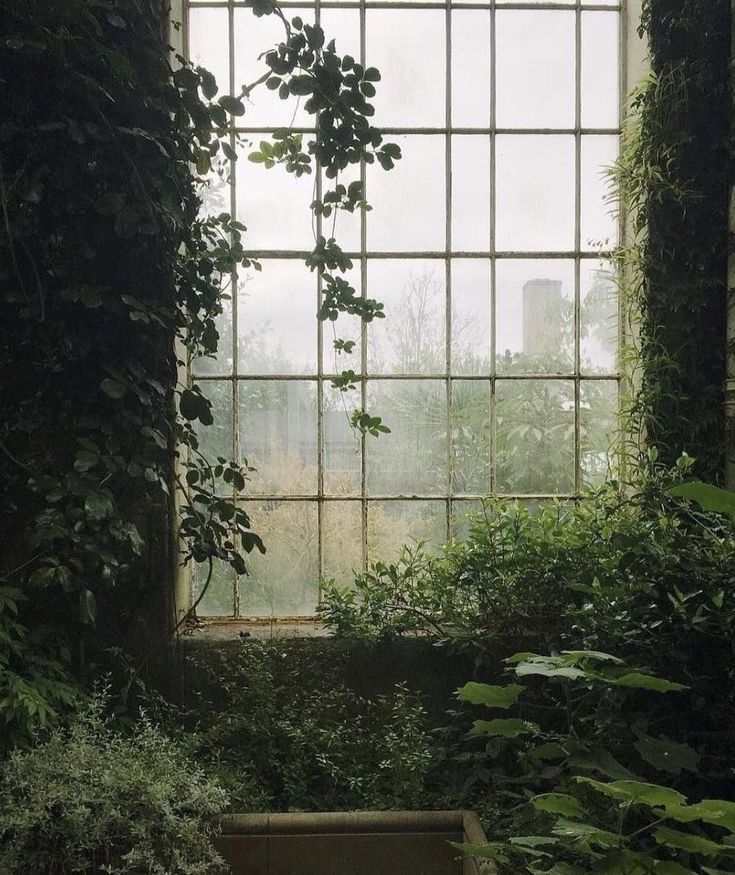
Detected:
[366,10,445,127]
[194,558,235,618]
[496,135,575,252]
[233,8,311,127]
[496,11,575,129]
[199,159,232,220]
[323,384,362,496]
[238,260,317,375]
[496,259,574,373]
[322,500,363,584]
[452,136,491,251]
[582,12,620,129]
[452,11,491,128]
[496,379,574,494]
[367,500,447,563]
[451,380,491,494]
[368,135,445,252]
[368,260,446,375]
[581,380,618,488]
[195,380,233,463]
[236,143,315,250]
[238,501,319,617]
[191,281,234,376]
[238,380,318,495]
[581,261,618,374]
[451,499,484,540]
[451,259,491,376]
[321,171,361,253]
[581,135,619,251]
[366,380,447,495]
[188,8,230,98]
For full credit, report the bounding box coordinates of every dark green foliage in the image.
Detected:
[0,695,229,874]
[455,654,735,874]
[180,640,435,812]
[322,459,735,790]
[618,0,730,481]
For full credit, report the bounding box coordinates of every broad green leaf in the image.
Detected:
[450,842,509,863]
[532,794,587,818]
[614,672,687,693]
[653,826,732,857]
[552,818,619,848]
[509,836,560,848]
[654,863,694,875]
[576,778,686,808]
[516,663,587,680]
[457,682,524,709]
[634,732,700,775]
[561,650,624,664]
[472,718,539,738]
[669,481,735,521]
[569,747,635,780]
[665,800,735,833]
[529,741,567,761]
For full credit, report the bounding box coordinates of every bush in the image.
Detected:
[0,696,229,874]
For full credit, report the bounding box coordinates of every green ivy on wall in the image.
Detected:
[618,0,730,482]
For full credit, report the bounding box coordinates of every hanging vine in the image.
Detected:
[0,0,398,746]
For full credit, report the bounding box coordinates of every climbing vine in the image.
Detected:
[0,0,398,746]
[616,0,729,481]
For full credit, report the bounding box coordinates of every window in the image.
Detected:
[185,0,629,620]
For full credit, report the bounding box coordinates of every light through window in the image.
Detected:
[185,0,623,619]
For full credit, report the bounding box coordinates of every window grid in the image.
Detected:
[185,0,624,619]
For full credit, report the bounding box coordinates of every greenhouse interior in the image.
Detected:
[1,0,735,872]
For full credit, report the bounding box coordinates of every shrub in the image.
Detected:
[0,696,229,874]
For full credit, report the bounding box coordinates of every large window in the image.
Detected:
[185,0,625,620]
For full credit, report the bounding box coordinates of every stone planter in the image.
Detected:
[218,810,493,875]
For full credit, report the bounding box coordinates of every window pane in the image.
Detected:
[368,135,445,252]
[367,500,447,563]
[581,260,618,374]
[496,260,574,373]
[323,384,362,496]
[195,380,233,463]
[496,135,575,251]
[237,261,317,375]
[368,260,446,375]
[451,499,484,540]
[452,135,491,251]
[366,380,447,495]
[238,501,319,617]
[200,159,232,220]
[322,500,363,584]
[366,10,446,127]
[189,8,230,97]
[238,380,318,495]
[581,135,619,251]
[320,8,360,59]
[582,12,620,129]
[496,11,575,129]
[451,259,491,376]
[233,8,311,127]
[236,144,314,250]
[452,11,491,128]
[581,380,618,488]
[322,264,362,375]
[194,558,235,618]
[451,380,491,494]
[496,379,575,494]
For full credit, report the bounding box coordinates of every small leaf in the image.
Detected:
[653,827,732,857]
[669,481,735,520]
[472,718,539,738]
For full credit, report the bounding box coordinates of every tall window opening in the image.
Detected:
[185,0,624,619]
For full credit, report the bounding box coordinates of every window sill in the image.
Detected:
[183,617,329,642]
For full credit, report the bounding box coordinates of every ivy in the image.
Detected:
[0,0,397,745]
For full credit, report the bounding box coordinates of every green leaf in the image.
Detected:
[532,794,587,818]
[614,672,687,693]
[456,682,524,709]
[516,663,587,680]
[218,94,245,115]
[100,378,126,399]
[552,818,618,848]
[450,842,510,864]
[653,826,733,857]
[669,481,735,520]
[665,800,735,833]
[634,731,701,775]
[472,718,539,738]
[575,778,687,808]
